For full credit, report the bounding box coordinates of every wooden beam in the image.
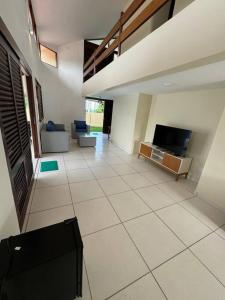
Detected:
[84,0,169,77]
[84,0,146,70]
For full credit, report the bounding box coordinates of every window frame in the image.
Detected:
[28,0,38,42]
[39,43,58,68]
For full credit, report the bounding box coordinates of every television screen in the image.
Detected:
[153,124,192,156]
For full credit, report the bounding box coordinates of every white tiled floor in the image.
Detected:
[25,134,225,299]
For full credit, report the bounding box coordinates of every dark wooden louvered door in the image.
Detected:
[35,79,44,122]
[0,34,33,229]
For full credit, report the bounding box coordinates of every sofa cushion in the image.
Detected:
[46,120,56,131]
[54,124,65,132]
[74,120,87,130]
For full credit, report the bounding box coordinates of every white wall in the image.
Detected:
[0,131,20,239]
[111,93,151,153]
[83,0,225,97]
[111,94,139,153]
[133,94,152,153]
[173,0,195,15]
[145,89,225,181]
[121,0,171,54]
[40,40,85,130]
[197,107,225,211]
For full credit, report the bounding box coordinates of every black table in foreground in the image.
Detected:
[0,218,83,300]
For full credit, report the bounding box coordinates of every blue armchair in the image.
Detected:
[71,120,90,139]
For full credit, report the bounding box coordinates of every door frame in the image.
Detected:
[26,75,40,158]
[85,96,113,135]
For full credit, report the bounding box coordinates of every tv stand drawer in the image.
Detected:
[162,154,181,172]
[139,143,152,158]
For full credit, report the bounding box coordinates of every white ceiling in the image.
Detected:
[94,60,225,99]
[31,0,128,47]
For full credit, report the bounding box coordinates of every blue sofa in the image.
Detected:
[71,120,90,139]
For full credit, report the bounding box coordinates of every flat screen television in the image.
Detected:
[153,124,192,156]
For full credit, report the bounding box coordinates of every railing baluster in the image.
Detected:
[83,0,173,80]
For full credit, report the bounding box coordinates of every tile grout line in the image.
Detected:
[29,203,73,215]
[65,143,94,300]
[30,141,225,298]
[176,199,222,231]
[62,153,77,221]
[95,180,170,300]
[105,272,151,300]
[152,211,225,288]
[84,154,225,296]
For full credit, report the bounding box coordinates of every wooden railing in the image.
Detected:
[83,0,175,81]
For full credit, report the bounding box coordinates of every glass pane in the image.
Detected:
[40,44,57,67]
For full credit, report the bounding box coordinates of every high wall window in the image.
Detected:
[40,44,58,67]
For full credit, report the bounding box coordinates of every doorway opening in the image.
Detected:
[85,98,113,137]
[86,99,104,133]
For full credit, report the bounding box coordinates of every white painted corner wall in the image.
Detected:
[197,106,225,212]
[40,40,85,130]
[111,93,151,153]
[144,89,225,181]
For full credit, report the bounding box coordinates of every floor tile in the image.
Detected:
[84,224,148,300]
[157,181,193,202]
[27,205,74,231]
[135,185,175,210]
[125,214,185,270]
[129,161,152,173]
[36,171,68,188]
[111,163,136,175]
[91,166,117,179]
[67,168,94,183]
[70,180,104,202]
[153,250,225,300]
[180,197,225,230]
[216,225,225,240]
[40,155,64,162]
[107,156,125,165]
[122,173,153,189]
[65,159,88,171]
[109,273,166,300]
[141,168,174,184]
[98,177,130,195]
[191,233,225,285]
[30,185,72,212]
[86,159,108,168]
[109,191,151,222]
[156,204,211,246]
[63,151,84,161]
[74,197,120,235]
[77,264,92,300]
[176,178,198,193]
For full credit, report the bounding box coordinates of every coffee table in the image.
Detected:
[78,133,96,147]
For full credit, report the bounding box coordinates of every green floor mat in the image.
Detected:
[40,160,59,172]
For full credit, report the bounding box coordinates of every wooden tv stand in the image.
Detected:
[138,142,192,181]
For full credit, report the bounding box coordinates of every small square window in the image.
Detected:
[40,44,57,68]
